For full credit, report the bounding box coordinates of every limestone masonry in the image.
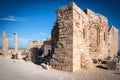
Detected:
[1,2,118,73]
[50,2,118,72]
[108,26,118,57]
[14,33,18,53]
[2,32,8,57]
[1,32,20,57]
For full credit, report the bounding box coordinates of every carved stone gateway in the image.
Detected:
[89,24,101,59]
[89,25,100,52]
[50,2,118,73]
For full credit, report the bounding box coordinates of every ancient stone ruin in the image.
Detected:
[50,2,118,72]
[14,33,18,53]
[108,26,118,57]
[28,37,51,63]
[2,32,8,57]
[1,2,119,73]
[1,32,19,58]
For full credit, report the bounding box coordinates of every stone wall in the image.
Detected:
[28,40,44,62]
[83,9,109,59]
[108,26,118,57]
[28,40,44,49]
[50,2,118,73]
[28,39,51,55]
[28,38,52,63]
[72,3,91,71]
[43,40,51,56]
[50,2,74,72]
[50,2,92,72]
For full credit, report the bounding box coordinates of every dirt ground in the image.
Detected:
[0,56,120,80]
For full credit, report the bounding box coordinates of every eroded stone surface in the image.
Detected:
[50,2,118,72]
[108,26,118,57]
[0,2,118,73]
[2,32,8,57]
[14,33,18,53]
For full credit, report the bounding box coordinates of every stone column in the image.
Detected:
[6,37,8,53]
[14,33,18,53]
[2,32,8,57]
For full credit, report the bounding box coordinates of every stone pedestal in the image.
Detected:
[16,51,22,60]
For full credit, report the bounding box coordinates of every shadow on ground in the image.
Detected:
[96,65,107,70]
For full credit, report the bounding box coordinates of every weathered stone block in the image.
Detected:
[50,1,118,73]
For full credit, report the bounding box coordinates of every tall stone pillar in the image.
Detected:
[14,33,18,53]
[6,37,8,52]
[2,32,8,57]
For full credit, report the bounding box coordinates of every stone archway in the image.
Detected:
[89,25,100,52]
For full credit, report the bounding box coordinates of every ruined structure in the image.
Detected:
[1,2,118,73]
[28,40,44,62]
[28,40,44,50]
[14,33,18,53]
[43,37,51,56]
[2,32,8,57]
[108,26,118,57]
[28,38,51,62]
[28,36,51,55]
[50,2,118,72]
[1,32,20,57]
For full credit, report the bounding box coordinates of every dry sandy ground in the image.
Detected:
[0,57,120,80]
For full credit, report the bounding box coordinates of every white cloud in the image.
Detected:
[32,32,48,37]
[32,34,37,37]
[39,32,48,36]
[18,37,29,43]
[0,16,27,22]
[8,37,14,40]
[8,37,29,48]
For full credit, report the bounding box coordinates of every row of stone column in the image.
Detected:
[2,32,18,57]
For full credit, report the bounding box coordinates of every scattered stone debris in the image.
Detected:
[0,2,119,73]
[41,63,51,70]
[106,56,120,71]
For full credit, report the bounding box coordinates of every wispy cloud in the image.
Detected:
[0,16,27,22]
[32,32,48,37]
[8,37,30,48]
[19,38,30,43]
[9,37,29,42]
[39,32,48,36]
[32,34,37,37]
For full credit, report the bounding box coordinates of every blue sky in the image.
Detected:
[0,0,120,50]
